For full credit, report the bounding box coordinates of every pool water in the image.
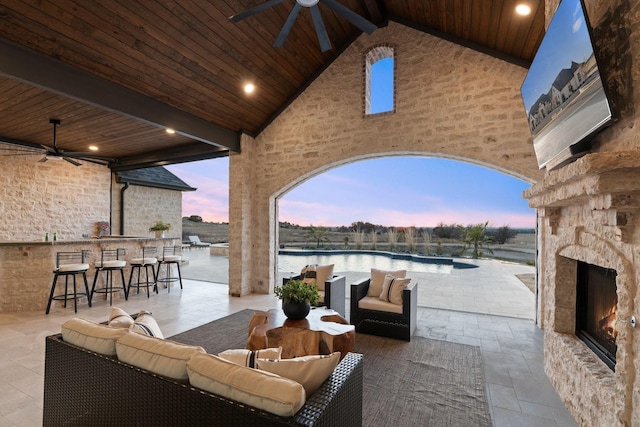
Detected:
[278,252,454,275]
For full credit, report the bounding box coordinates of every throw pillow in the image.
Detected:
[187,353,305,417]
[61,318,129,356]
[379,275,412,305]
[256,352,340,397]
[314,264,334,291]
[300,264,318,285]
[129,309,164,338]
[368,268,406,297]
[300,264,334,291]
[218,347,282,368]
[108,307,134,328]
[115,332,205,381]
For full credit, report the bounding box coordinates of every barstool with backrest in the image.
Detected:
[45,250,92,314]
[127,246,158,297]
[156,246,183,292]
[90,248,128,306]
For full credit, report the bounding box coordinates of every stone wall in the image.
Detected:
[0,154,184,243]
[111,178,183,240]
[0,155,110,241]
[522,1,640,425]
[228,21,540,297]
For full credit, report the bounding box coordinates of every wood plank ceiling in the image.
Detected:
[0,0,545,170]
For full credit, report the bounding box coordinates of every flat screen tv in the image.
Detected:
[520,0,614,170]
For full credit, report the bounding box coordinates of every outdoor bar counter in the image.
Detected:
[0,236,177,313]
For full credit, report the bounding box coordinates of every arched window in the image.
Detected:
[365,45,395,115]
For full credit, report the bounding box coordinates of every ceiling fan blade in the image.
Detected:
[79,157,113,166]
[274,3,302,48]
[320,0,377,34]
[63,157,82,167]
[309,5,332,52]
[229,0,285,22]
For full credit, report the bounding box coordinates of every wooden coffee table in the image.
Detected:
[247,307,355,360]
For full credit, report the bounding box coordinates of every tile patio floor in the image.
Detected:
[0,250,577,426]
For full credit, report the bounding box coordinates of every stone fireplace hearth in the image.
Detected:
[525,151,640,427]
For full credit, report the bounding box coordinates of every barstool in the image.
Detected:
[156,246,183,292]
[127,247,158,297]
[90,248,128,306]
[45,251,92,314]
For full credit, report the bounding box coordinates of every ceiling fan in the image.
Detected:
[0,119,115,166]
[230,0,377,52]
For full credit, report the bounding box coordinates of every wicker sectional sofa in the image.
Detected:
[43,325,363,426]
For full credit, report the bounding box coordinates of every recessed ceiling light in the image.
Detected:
[244,83,255,94]
[516,4,531,15]
[166,128,176,134]
[88,145,98,151]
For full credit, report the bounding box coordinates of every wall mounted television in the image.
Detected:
[520,0,614,171]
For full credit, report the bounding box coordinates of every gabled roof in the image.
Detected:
[116,167,196,192]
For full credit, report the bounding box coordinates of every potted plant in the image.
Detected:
[149,220,171,238]
[274,278,320,320]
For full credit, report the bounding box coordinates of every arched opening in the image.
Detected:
[365,45,395,115]
[274,155,536,319]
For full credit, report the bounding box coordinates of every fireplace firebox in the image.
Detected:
[575,261,617,370]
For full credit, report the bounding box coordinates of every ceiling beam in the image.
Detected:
[110,142,229,172]
[0,37,241,152]
[389,16,531,69]
[361,0,386,25]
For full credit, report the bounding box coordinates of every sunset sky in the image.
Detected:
[167,156,536,229]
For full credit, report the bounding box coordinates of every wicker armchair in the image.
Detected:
[283,275,346,316]
[350,277,417,341]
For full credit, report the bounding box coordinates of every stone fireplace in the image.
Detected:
[525,152,640,426]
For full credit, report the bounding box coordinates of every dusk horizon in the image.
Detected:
[168,156,536,230]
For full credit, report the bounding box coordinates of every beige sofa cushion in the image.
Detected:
[115,332,205,381]
[61,318,130,356]
[187,353,305,417]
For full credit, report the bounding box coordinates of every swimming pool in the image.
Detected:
[278,250,461,275]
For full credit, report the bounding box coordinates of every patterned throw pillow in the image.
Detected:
[218,347,282,368]
[129,309,164,338]
[368,268,406,297]
[379,275,412,305]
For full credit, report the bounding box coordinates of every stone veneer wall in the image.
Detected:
[522,1,640,425]
[228,21,541,297]
[0,155,184,242]
[110,178,183,240]
[0,155,111,241]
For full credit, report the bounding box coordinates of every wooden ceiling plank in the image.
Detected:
[0,38,240,151]
[71,0,268,126]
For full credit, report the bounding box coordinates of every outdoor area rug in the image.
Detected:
[169,309,492,427]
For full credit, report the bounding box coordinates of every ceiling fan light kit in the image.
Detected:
[230,0,377,52]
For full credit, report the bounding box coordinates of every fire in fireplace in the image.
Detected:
[575,261,618,370]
